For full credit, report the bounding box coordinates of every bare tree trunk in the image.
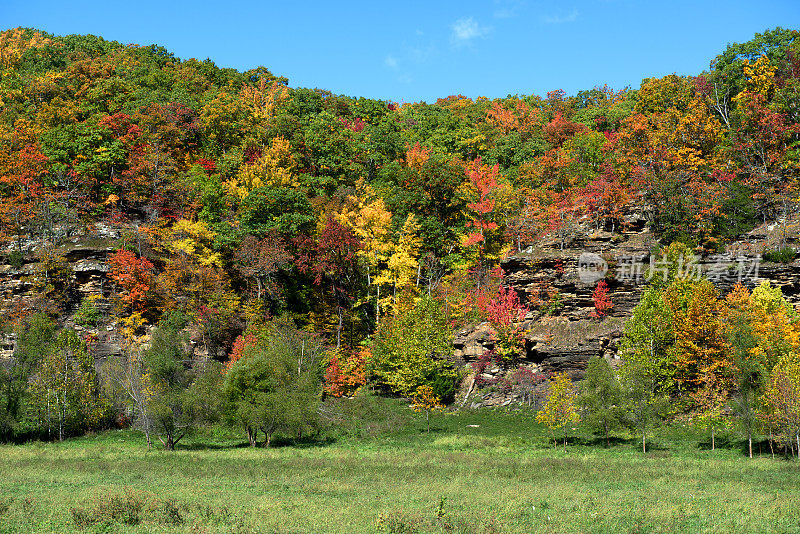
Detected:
[769,427,775,459]
[336,305,343,350]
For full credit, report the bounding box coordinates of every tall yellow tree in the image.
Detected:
[374,214,421,314]
[335,180,393,318]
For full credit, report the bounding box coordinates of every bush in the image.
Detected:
[7,250,23,269]
[73,297,101,326]
[71,489,146,527]
[763,246,795,263]
[70,489,184,527]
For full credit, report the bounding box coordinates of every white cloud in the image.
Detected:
[542,9,579,24]
[450,17,491,45]
[493,0,524,19]
[384,55,399,70]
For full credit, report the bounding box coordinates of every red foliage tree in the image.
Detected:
[234,233,291,301]
[591,280,613,318]
[464,158,500,283]
[108,249,155,311]
[324,347,369,397]
[294,218,362,348]
[543,111,589,148]
[226,332,258,371]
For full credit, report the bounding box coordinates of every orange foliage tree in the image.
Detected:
[108,250,155,312]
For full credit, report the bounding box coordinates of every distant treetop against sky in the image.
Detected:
[3,0,800,102]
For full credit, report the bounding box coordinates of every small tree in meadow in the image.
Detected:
[762,355,800,456]
[536,372,580,451]
[410,385,444,433]
[223,318,324,447]
[621,358,670,453]
[578,356,624,447]
[691,375,729,451]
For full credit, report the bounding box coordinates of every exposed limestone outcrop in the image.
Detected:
[458,215,800,406]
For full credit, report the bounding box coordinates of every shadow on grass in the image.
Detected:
[695,435,738,451]
[178,435,336,451]
[693,435,799,459]
[572,435,635,448]
[178,441,250,451]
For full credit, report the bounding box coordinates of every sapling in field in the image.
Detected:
[537,372,580,451]
[578,356,624,447]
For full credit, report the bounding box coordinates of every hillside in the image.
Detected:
[1,27,800,445]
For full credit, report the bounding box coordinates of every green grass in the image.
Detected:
[2,402,800,533]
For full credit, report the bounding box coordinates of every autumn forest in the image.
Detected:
[1,25,800,466]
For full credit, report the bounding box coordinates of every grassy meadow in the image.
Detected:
[1,397,799,533]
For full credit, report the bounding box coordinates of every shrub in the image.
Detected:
[73,297,101,326]
[7,249,23,269]
[71,489,146,527]
[763,246,795,263]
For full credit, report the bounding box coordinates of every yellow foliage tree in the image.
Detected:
[0,28,53,70]
[411,384,445,433]
[740,55,776,99]
[334,179,394,317]
[763,354,800,455]
[226,136,298,199]
[748,281,800,372]
[374,214,421,314]
[164,219,223,268]
[536,372,580,450]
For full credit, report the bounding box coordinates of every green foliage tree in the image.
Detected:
[29,330,108,441]
[223,318,323,447]
[370,295,459,402]
[618,287,676,392]
[620,358,670,453]
[142,311,220,450]
[0,313,57,441]
[578,356,625,447]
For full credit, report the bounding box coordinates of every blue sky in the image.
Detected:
[2,0,799,103]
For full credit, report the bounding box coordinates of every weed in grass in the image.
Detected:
[147,496,183,525]
[377,512,425,533]
[70,488,146,527]
[196,502,233,523]
[0,497,12,517]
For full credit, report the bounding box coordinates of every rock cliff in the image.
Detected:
[455,215,800,406]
